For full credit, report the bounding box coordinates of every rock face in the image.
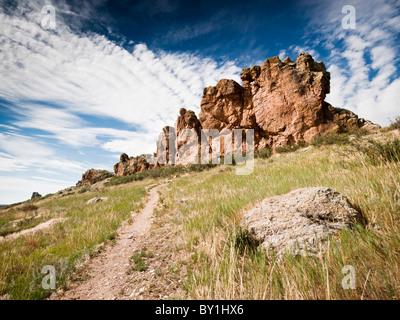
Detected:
[200,53,379,149]
[31,192,42,200]
[76,169,114,186]
[113,153,154,177]
[175,108,204,166]
[155,126,175,166]
[241,187,365,256]
[200,79,246,131]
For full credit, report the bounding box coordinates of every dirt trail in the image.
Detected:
[52,183,166,300]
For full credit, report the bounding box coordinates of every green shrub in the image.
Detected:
[311,133,350,147]
[354,138,400,164]
[78,186,89,194]
[347,127,370,137]
[254,147,272,159]
[20,204,38,212]
[275,142,307,154]
[130,251,147,272]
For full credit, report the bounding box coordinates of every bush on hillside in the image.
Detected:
[311,133,350,147]
[353,138,400,165]
[275,142,307,154]
[389,116,400,131]
[254,147,272,159]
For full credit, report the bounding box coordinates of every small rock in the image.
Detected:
[87,197,108,204]
[129,289,136,298]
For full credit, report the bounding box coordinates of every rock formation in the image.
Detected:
[109,53,379,176]
[113,153,154,177]
[31,192,42,200]
[175,108,204,166]
[200,53,379,149]
[155,126,175,166]
[76,169,114,186]
[241,187,365,256]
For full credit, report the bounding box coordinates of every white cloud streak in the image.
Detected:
[303,0,400,126]
[0,0,242,203]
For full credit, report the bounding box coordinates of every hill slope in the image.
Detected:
[0,129,399,300]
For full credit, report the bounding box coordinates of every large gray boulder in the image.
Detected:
[241,187,365,256]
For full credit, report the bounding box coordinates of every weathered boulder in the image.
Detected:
[241,187,365,256]
[87,197,108,205]
[76,169,114,186]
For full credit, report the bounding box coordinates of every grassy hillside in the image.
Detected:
[157,130,400,299]
[0,180,151,299]
[0,130,399,300]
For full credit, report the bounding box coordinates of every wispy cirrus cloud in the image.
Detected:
[299,0,400,126]
[0,0,242,203]
[0,7,241,126]
[0,0,241,145]
[0,132,86,172]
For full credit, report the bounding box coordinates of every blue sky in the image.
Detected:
[0,0,399,204]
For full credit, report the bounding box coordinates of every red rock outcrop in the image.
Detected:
[175,108,203,165]
[199,53,379,149]
[76,169,114,186]
[155,126,175,166]
[113,153,153,177]
[110,53,379,176]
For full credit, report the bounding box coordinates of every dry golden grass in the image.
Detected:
[160,131,400,300]
[1,131,399,300]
